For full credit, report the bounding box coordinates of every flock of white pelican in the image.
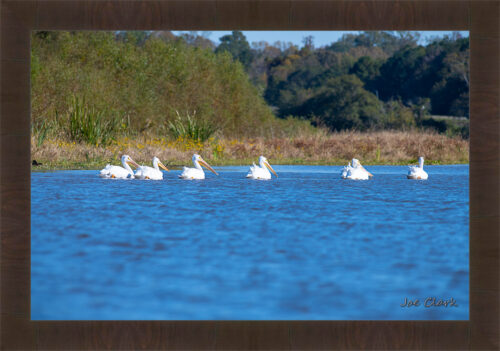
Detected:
[99,154,429,180]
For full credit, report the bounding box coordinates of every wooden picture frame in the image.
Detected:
[1,0,498,349]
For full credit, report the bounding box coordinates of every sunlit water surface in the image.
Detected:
[32,165,468,320]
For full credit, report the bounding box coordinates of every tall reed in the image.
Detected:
[167,110,217,142]
[67,96,121,146]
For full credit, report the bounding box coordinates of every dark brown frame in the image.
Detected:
[1,0,498,349]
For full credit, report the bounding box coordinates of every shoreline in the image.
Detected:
[31,131,469,171]
[31,160,469,172]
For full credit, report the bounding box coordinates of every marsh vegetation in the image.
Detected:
[31,31,469,168]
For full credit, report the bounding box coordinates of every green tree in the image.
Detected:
[115,31,151,46]
[215,31,254,70]
[349,56,382,93]
[31,31,277,138]
[376,45,427,100]
[430,40,469,116]
[381,100,417,129]
[264,48,353,116]
[177,31,215,49]
[295,75,384,131]
[327,31,420,56]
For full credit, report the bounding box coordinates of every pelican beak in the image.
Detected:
[265,161,278,178]
[127,159,140,168]
[159,161,169,172]
[360,165,373,177]
[199,158,218,175]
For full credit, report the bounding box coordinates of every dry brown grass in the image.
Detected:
[219,131,468,165]
[31,131,469,170]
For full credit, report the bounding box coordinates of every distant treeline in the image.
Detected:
[31,31,469,141]
[215,30,469,136]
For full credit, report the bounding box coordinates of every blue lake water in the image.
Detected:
[31,165,469,320]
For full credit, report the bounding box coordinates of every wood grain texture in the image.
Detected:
[289,321,470,350]
[470,0,499,38]
[85,1,217,30]
[37,0,219,30]
[470,290,500,349]
[0,6,32,325]
[0,13,31,62]
[215,0,290,29]
[1,0,37,28]
[0,0,499,350]
[0,314,37,350]
[0,60,31,137]
[470,216,500,292]
[0,167,31,318]
[215,321,290,350]
[151,1,217,30]
[37,322,216,350]
[289,0,469,30]
[469,1,500,349]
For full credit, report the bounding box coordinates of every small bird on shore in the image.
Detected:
[134,156,169,180]
[246,156,278,180]
[407,157,428,180]
[179,154,218,180]
[341,158,373,180]
[99,155,140,179]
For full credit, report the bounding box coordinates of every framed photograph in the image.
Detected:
[29,28,470,322]
[1,0,498,349]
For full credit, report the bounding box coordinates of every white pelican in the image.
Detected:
[407,157,428,180]
[341,158,373,180]
[134,156,170,180]
[179,154,218,180]
[246,156,278,180]
[100,155,140,179]
[341,161,351,179]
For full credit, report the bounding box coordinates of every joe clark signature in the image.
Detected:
[401,297,458,308]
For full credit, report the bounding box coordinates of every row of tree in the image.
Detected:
[207,30,469,134]
[32,30,469,138]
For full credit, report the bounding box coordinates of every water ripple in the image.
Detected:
[31,165,469,320]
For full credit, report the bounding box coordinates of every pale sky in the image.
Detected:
[173,31,469,48]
